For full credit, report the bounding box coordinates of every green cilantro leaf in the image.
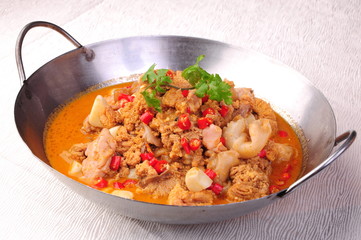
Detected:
[182,55,209,86]
[141,64,157,84]
[140,55,233,111]
[182,55,233,105]
[140,64,172,112]
[141,90,162,112]
[207,74,232,104]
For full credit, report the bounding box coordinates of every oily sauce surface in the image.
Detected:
[45,83,303,205]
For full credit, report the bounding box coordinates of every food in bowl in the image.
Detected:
[45,55,303,206]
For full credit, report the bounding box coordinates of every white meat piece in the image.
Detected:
[81,128,117,182]
[233,119,272,158]
[202,124,222,150]
[207,150,240,182]
[142,123,162,147]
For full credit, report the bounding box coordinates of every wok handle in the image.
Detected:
[277,130,357,198]
[15,21,83,84]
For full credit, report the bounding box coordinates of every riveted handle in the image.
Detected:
[15,21,83,84]
[278,130,357,197]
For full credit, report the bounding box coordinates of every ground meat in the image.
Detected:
[150,109,185,159]
[81,116,101,134]
[265,140,295,162]
[185,90,202,113]
[246,157,272,176]
[60,143,88,164]
[99,106,121,128]
[172,71,193,89]
[231,100,252,119]
[136,164,185,198]
[252,98,278,136]
[114,166,130,179]
[162,88,185,109]
[226,160,270,201]
[135,161,158,178]
[123,140,143,167]
[168,184,214,206]
[119,91,148,132]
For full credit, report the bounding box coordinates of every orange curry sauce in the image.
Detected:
[45,83,303,205]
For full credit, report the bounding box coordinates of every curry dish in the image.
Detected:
[45,56,303,206]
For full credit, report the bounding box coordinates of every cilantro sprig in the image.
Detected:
[141,64,172,112]
[140,55,233,112]
[182,55,232,105]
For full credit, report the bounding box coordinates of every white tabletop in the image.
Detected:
[1,0,360,239]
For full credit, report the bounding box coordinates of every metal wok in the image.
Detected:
[14,21,356,224]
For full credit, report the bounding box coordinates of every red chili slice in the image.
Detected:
[166,70,175,79]
[201,95,209,103]
[113,182,125,189]
[220,137,226,146]
[219,105,229,117]
[178,114,191,130]
[197,117,213,129]
[204,169,217,180]
[186,107,191,114]
[140,111,154,125]
[93,178,108,188]
[202,108,216,117]
[148,158,158,167]
[118,93,135,102]
[208,183,223,195]
[123,179,138,186]
[153,160,168,174]
[140,152,154,161]
[181,90,189,97]
[110,155,122,171]
[189,138,201,151]
[258,149,267,158]
[181,137,191,154]
[278,130,288,137]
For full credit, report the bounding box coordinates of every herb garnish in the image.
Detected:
[140,55,232,112]
[182,55,232,105]
[141,64,172,112]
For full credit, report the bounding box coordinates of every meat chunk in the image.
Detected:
[171,71,193,89]
[252,98,278,135]
[135,161,158,178]
[232,119,272,159]
[168,184,214,206]
[233,88,254,101]
[185,90,202,113]
[223,118,247,149]
[81,129,117,183]
[142,123,162,147]
[202,124,222,150]
[81,116,101,134]
[60,143,88,164]
[265,141,295,162]
[162,88,184,109]
[136,163,184,198]
[226,160,270,201]
[100,106,121,128]
[207,150,240,183]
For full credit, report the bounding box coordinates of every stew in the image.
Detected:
[45,56,303,206]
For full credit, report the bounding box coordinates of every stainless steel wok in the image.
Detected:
[14,21,356,224]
